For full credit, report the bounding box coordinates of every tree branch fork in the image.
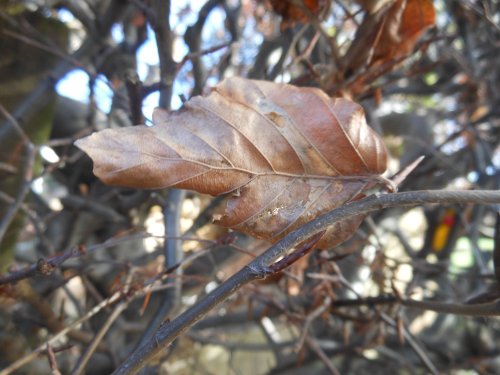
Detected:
[111,189,500,374]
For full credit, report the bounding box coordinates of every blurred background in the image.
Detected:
[0,0,499,374]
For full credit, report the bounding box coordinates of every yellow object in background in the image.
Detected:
[431,208,457,253]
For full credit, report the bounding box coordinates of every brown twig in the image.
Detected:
[70,301,128,375]
[46,344,62,375]
[305,336,342,375]
[268,231,325,273]
[137,43,230,100]
[187,331,294,351]
[296,296,332,351]
[380,312,439,375]
[0,233,145,285]
[125,70,144,125]
[0,290,125,375]
[177,42,231,74]
[0,232,219,286]
[289,0,343,71]
[184,0,224,95]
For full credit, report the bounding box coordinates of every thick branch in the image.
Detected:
[112,189,500,374]
[184,0,224,95]
[151,0,175,109]
[134,189,185,348]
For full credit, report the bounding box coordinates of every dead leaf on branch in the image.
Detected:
[374,0,435,64]
[76,78,388,248]
[342,0,435,95]
[268,0,327,30]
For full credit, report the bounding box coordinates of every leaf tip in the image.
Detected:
[74,134,99,159]
[73,135,89,152]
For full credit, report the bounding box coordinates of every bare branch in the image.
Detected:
[70,302,128,375]
[134,189,186,349]
[112,189,500,374]
[0,104,34,247]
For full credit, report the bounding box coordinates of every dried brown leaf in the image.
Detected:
[343,0,435,86]
[76,78,388,247]
[373,0,436,63]
[268,0,327,30]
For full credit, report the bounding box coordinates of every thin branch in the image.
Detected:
[46,344,62,375]
[330,291,500,316]
[305,336,342,375]
[70,302,128,375]
[0,104,35,247]
[289,0,342,70]
[113,265,256,375]
[0,232,217,286]
[401,297,500,316]
[296,296,332,351]
[176,42,230,75]
[1,29,83,70]
[184,0,224,95]
[268,231,325,273]
[15,279,105,350]
[331,295,398,308]
[134,189,185,348]
[0,290,125,375]
[0,233,147,285]
[112,189,500,374]
[380,313,439,375]
[187,331,295,351]
[61,194,126,223]
[0,103,30,144]
[139,38,230,102]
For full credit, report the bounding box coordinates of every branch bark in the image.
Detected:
[150,0,175,109]
[134,189,185,349]
[184,0,224,95]
[112,189,500,374]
